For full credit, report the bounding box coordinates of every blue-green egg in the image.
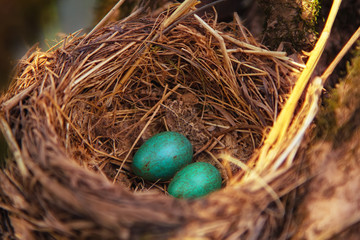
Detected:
[168,162,222,199]
[132,131,193,182]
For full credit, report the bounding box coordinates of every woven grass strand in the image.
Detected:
[0,0,323,239]
[254,0,342,173]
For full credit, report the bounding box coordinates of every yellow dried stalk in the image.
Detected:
[262,0,342,151]
[220,0,343,187]
[254,0,342,172]
[321,26,360,82]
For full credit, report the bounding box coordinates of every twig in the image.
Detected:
[0,115,28,176]
[78,0,126,46]
[234,12,249,44]
[1,83,37,112]
[161,0,198,30]
[195,15,233,74]
[321,26,360,82]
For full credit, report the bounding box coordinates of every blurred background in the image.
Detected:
[0,0,99,162]
[0,0,98,92]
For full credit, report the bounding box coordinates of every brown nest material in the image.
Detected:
[0,1,322,239]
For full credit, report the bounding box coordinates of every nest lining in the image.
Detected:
[0,5,305,239]
[60,14,294,188]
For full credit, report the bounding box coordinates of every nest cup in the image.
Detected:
[0,3,304,239]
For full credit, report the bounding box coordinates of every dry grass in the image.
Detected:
[0,0,348,239]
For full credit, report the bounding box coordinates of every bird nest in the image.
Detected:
[0,1,326,239]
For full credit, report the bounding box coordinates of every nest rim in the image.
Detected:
[0,3,311,239]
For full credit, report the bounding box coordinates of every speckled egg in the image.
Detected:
[168,162,222,199]
[132,131,193,182]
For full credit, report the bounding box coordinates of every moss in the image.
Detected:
[314,91,338,140]
[301,0,321,27]
[259,0,321,52]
